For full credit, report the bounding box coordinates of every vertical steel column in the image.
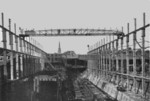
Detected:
[97,44,99,76]
[35,49,38,72]
[107,42,109,77]
[106,42,109,78]
[96,46,97,77]
[100,42,103,77]
[33,47,35,73]
[99,45,101,76]
[101,41,102,77]
[99,41,101,76]
[30,45,33,74]
[29,38,31,54]
[14,24,19,79]
[104,39,107,78]
[98,45,100,76]
[1,13,7,78]
[9,19,14,80]
[35,48,38,72]
[112,40,114,73]
[31,43,34,56]
[41,51,44,71]
[103,39,105,77]
[105,41,108,78]
[31,44,33,74]
[37,58,39,72]
[101,39,104,77]
[142,13,146,96]
[38,51,40,71]
[105,41,107,78]
[29,44,31,75]
[20,38,23,77]
[35,58,37,73]
[126,23,130,91]
[133,18,137,93]
[28,56,30,75]
[28,43,31,75]
[107,41,110,81]
[116,39,119,72]
[30,55,32,75]
[26,42,28,76]
[116,39,119,84]
[26,42,29,75]
[31,55,33,75]
[33,57,35,74]
[109,41,111,72]
[23,40,27,76]
[121,29,124,82]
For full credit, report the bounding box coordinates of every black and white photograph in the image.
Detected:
[0,0,150,101]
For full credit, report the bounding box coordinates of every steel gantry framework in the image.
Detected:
[19,28,124,37]
[83,13,150,101]
[0,13,51,81]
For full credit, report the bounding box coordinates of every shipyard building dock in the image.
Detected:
[0,12,150,101]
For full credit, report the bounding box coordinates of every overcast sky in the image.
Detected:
[0,0,150,54]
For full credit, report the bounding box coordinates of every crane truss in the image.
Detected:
[19,29,124,37]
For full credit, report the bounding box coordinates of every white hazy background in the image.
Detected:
[0,0,150,54]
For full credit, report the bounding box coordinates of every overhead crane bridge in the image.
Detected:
[19,28,124,37]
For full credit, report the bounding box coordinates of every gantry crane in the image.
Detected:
[19,28,124,38]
